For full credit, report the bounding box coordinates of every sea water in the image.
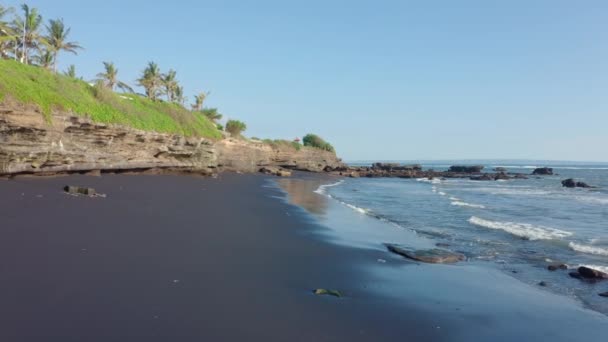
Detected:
[313,161,608,314]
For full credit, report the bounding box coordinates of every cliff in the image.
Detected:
[0,104,344,176]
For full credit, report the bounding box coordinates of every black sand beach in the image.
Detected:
[0,174,442,341]
[1,173,607,342]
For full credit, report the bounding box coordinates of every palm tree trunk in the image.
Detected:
[53,51,58,73]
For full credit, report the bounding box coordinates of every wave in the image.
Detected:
[468,216,573,240]
[438,191,447,196]
[417,178,441,184]
[313,180,345,195]
[573,196,608,206]
[569,242,608,256]
[449,196,460,201]
[452,201,485,209]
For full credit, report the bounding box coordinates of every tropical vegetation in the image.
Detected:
[0,3,335,150]
[225,120,247,136]
[303,134,335,152]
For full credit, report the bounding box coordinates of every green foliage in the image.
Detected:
[216,123,223,131]
[303,133,334,152]
[262,139,302,151]
[199,107,222,122]
[0,59,221,138]
[137,61,162,100]
[64,64,76,78]
[225,119,247,136]
[45,18,82,71]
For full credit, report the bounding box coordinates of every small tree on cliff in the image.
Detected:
[303,134,335,152]
[225,120,246,137]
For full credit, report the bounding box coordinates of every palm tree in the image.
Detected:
[32,48,53,69]
[174,85,185,105]
[0,5,15,59]
[45,18,82,72]
[96,61,133,92]
[200,108,223,122]
[12,4,45,64]
[137,61,162,100]
[191,92,208,111]
[64,64,76,78]
[162,69,178,102]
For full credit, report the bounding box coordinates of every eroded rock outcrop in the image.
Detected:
[0,104,344,176]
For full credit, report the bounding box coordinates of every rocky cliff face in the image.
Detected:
[215,139,342,173]
[0,104,343,176]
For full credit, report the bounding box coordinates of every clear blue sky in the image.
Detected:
[5,0,608,162]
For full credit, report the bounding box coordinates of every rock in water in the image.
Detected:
[386,244,465,264]
[449,165,484,173]
[562,178,576,188]
[493,167,507,172]
[532,167,553,175]
[577,266,608,280]
[313,289,342,298]
[64,186,96,196]
[547,264,568,271]
[599,292,608,298]
[561,179,593,188]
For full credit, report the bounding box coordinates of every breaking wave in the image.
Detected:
[451,201,485,209]
[569,242,608,256]
[468,216,573,240]
[314,180,345,195]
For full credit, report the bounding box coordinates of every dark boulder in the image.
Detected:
[578,266,608,279]
[64,186,96,196]
[532,167,553,175]
[547,264,568,271]
[449,165,484,173]
[538,281,548,287]
[562,178,576,188]
[562,178,593,188]
[494,167,507,172]
[470,174,494,181]
[599,292,608,298]
[386,244,465,264]
[372,163,422,171]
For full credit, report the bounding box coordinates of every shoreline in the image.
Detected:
[1,173,607,341]
[275,173,608,339]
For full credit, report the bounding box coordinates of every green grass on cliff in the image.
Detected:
[0,60,221,139]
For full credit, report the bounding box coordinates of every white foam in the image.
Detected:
[417,178,441,184]
[449,197,460,201]
[438,191,447,196]
[569,242,608,256]
[573,196,608,206]
[451,201,485,209]
[344,202,369,215]
[468,216,573,240]
[314,180,344,195]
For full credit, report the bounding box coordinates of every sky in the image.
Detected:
[4,0,608,162]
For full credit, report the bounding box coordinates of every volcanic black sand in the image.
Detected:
[0,173,444,341]
[2,173,607,342]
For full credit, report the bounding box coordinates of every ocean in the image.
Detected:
[288,161,608,315]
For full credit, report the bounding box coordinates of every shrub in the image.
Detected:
[216,123,224,131]
[225,120,247,136]
[262,139,301,151]
[302,134,334,152]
